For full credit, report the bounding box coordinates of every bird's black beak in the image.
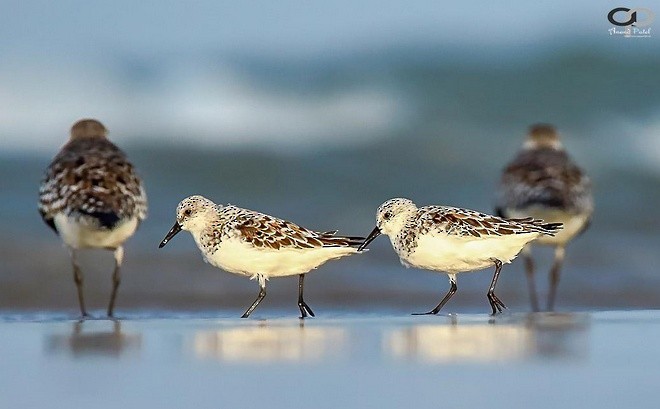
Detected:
[358,226,381,251]
[159,222,182,248]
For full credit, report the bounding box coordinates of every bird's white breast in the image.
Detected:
[195,236,358,279]
[399,231,540,274]
[54,213,138,249]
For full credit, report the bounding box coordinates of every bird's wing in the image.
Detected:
[419,206,561,238]
[231,209,363,250]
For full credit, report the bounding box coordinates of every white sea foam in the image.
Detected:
[0,59,406,153]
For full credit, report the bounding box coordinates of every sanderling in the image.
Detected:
[359,198,562,315]
[158,195,365,318]
[38,119,148,317]
[496,124,593,311]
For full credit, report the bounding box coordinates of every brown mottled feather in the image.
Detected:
[38,134,147,231]
[226,208,364,250]
[417,206,562,239]
[497,148,592,214]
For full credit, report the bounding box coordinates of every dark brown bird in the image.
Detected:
[496,124,593,311]
[39,119,147,317]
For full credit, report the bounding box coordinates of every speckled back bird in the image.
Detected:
[359,198,562,315]
[38,119,147,317]
[158,195,366,318]
[496,124,593,311]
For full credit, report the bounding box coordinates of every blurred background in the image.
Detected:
[1,1,659,315]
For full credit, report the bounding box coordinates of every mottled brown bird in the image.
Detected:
[496,124,593,311]
[359,198,561,315]
[159,195,365,318]
[39,119,147,317]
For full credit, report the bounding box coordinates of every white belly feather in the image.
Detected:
[201,238,359,279]
[401,232,541,274]
[54,213,138,249]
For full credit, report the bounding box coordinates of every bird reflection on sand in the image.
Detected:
[386,313,588,363]
[45,320,141,358]
[523,312,589,360]
[192,322,345,363]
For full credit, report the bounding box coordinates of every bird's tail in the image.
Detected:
[318,231,367,249]
[509,217,563,236]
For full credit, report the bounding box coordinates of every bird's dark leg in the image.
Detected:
[107,246,124,318]
[241,278,267,318]
[70,249,89,318]
[547,246,566,311]
[487,259,507,315]
[522,246,540,312]
[297,274,315,318]
[413,274,457,315]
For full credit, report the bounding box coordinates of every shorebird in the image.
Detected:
[496,124,593,311]
[359,198,562,315]
[158,195,365,318]
[38,119,148,317]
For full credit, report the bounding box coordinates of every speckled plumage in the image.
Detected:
[360,198,561,315]
[496,125,592,222]
[159,195,365,318]
[181,200,362,257]
[391,203,561,259]
[38,119,147,317]
[39,123,147,232]
[495,124,593,311]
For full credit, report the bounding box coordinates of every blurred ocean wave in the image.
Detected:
[0,58,407,152]
[2,47,660,171]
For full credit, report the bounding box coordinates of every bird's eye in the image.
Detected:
[184,209,192,216]
[383,211,392,220]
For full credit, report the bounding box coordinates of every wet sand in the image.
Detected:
[1,310,658,408]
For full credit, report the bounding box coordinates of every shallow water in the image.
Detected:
[1,310,658,408]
